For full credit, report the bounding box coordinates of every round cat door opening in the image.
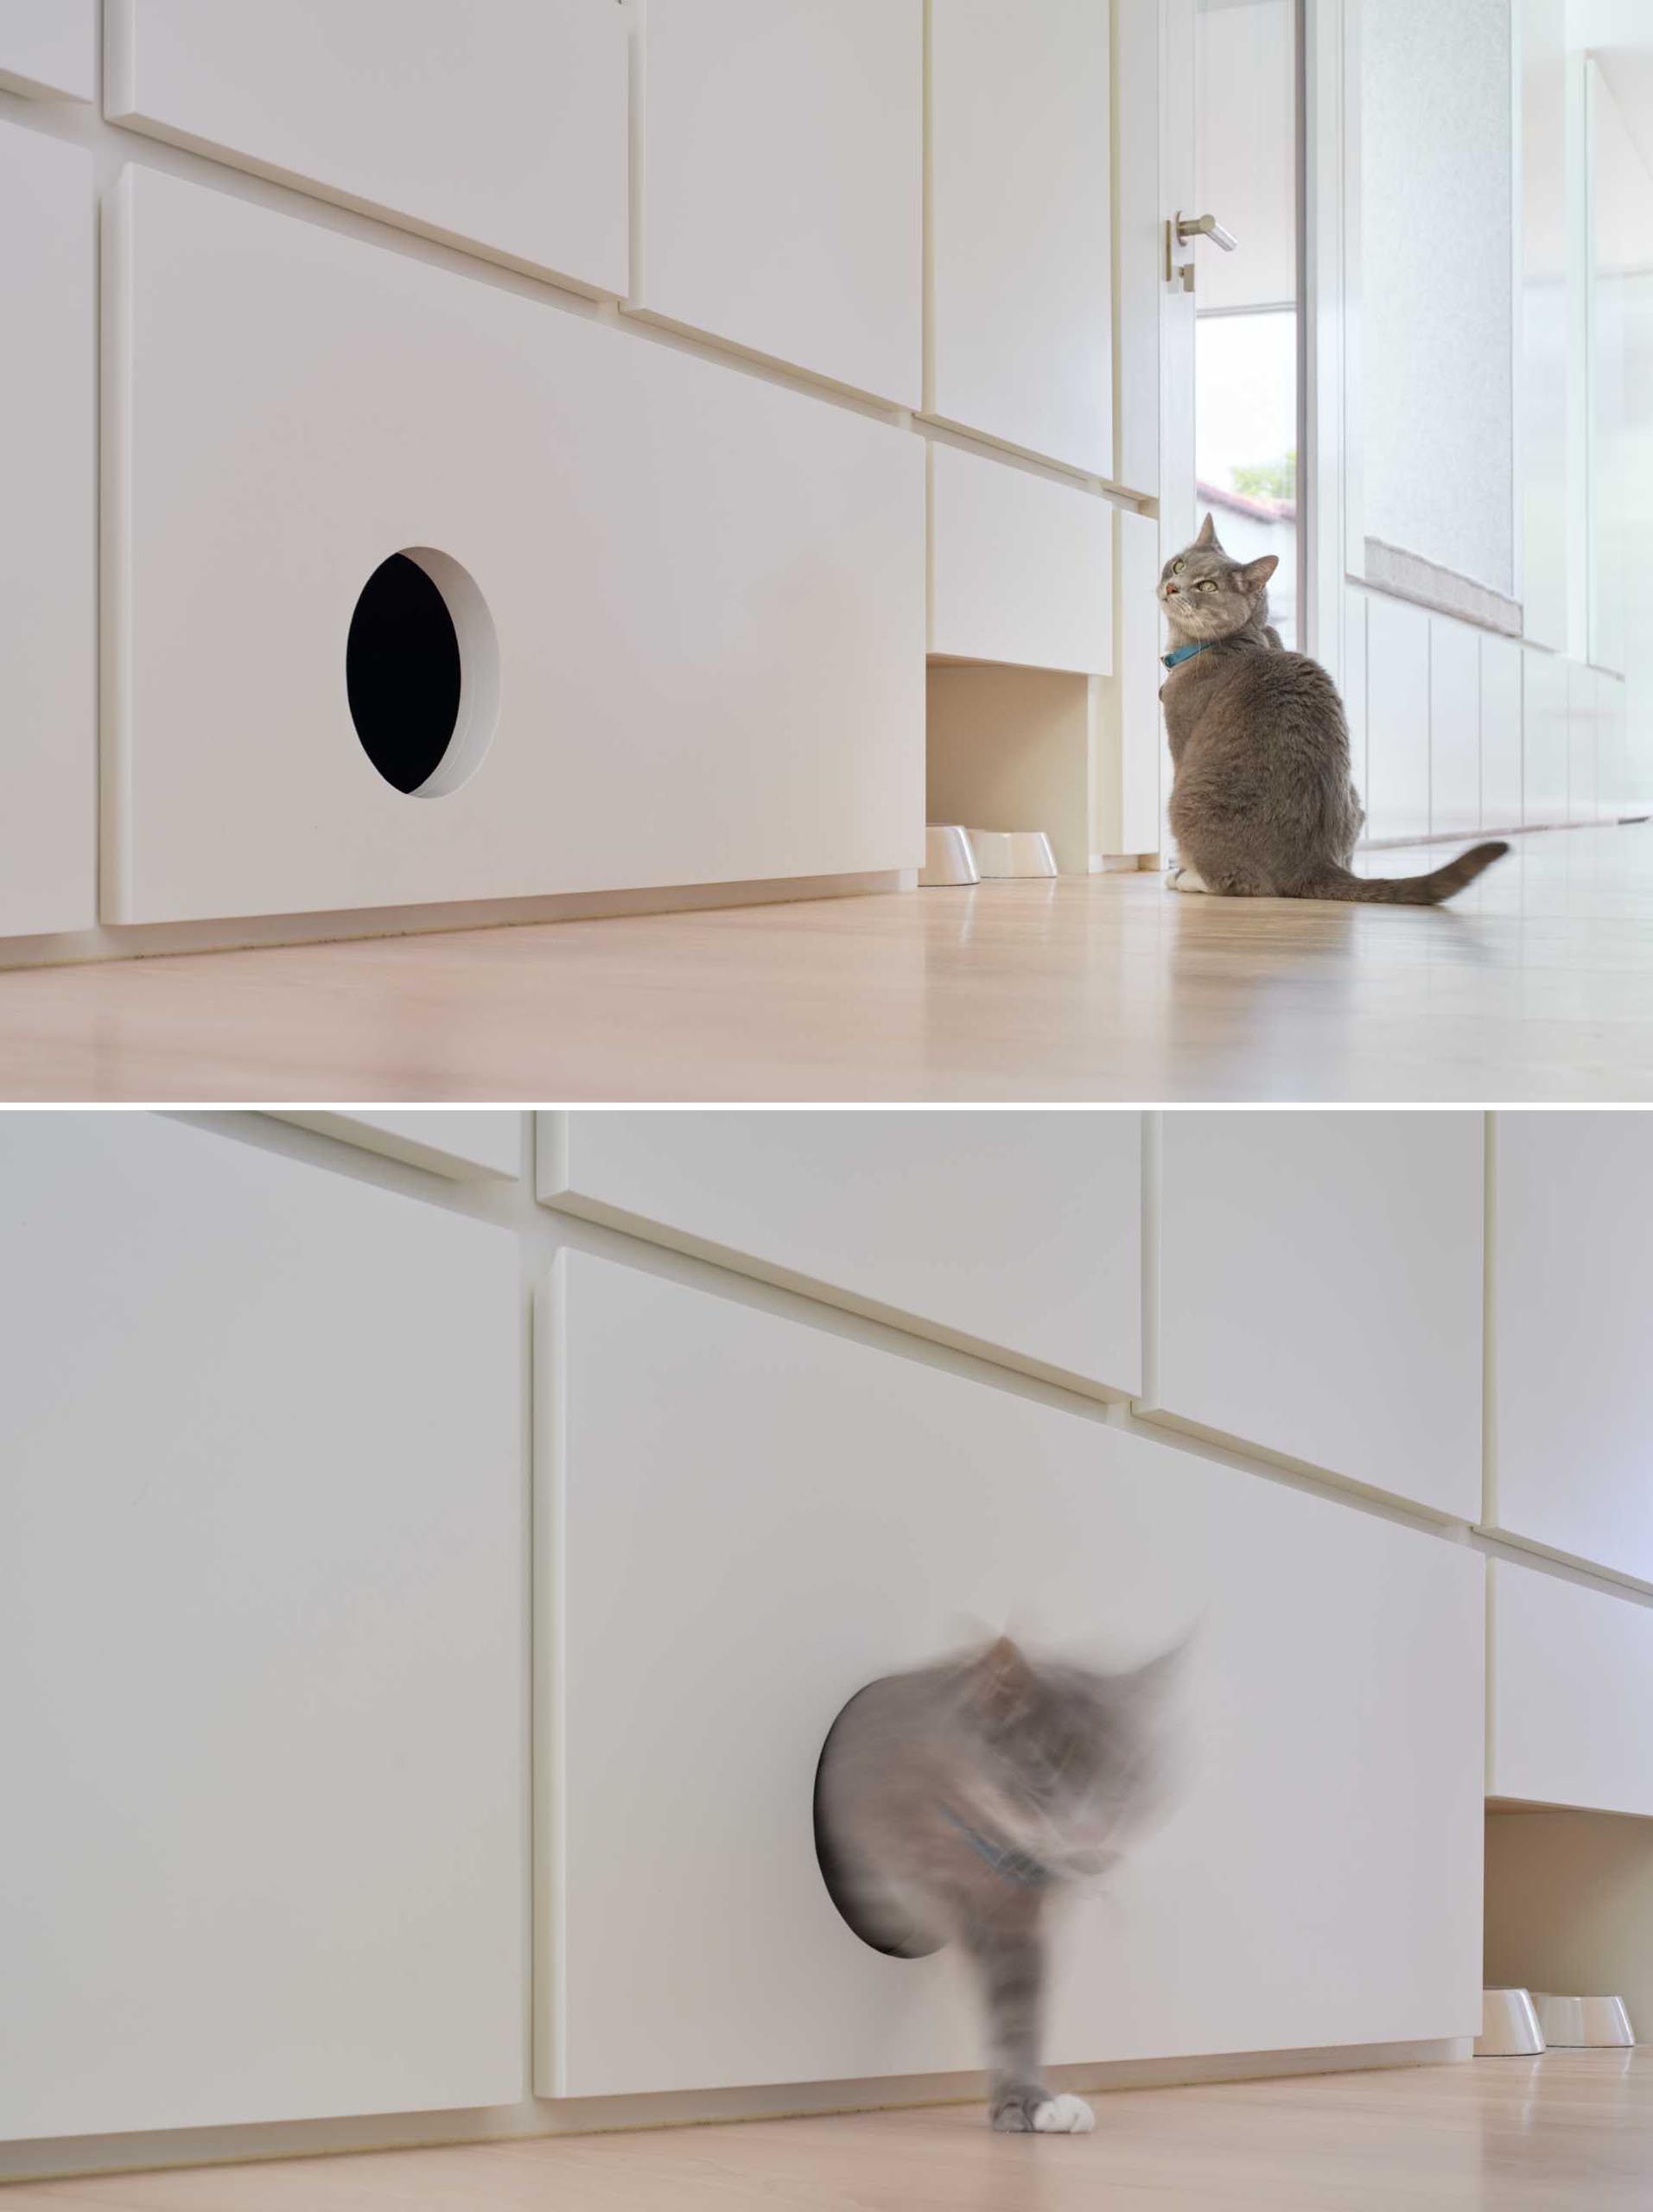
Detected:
[346,548,499,797]
[812,1685,944,1959]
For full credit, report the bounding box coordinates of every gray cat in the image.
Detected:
[1160,516,1509,903]
[814,1637,1171,2135]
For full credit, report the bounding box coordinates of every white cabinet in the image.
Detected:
[0,0,94,98]
[928,443,1113,673]
[1428,615,1480,835]
[1567,658,1599,823]
[0,122,95,938]
[540,1109,1141,1393]
[0,1116,522,2140]
[105,0,628,296]
[1364,594,1431,842]
[537,1251,1484,2098]
[270,1111,522,1180]
[1489,1111,1653,1586]
[1479,632,1523,830]
[105,168,924,925]
[1489,1560,1653,1816]
[634,0,921,404]
[929,0,1112,474]
[1150,1113,1484,1519]
[1522,646,1567,825]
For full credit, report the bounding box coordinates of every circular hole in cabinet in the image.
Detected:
[813,1684,944,1959]
[346,548,499,796]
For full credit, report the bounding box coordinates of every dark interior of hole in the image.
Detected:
[346,554,462,793]
[813,1688,944,1959]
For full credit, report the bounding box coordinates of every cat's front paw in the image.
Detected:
[990,2088,1095,2135]
[1033,2094,1096,2134]
[1166,862,1209,894]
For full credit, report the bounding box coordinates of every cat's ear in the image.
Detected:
[975,1635,1036,1721]
[1194,511,1219,548]
[1239,554,1279,591]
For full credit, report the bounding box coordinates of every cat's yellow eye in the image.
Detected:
[1198,579,1217,590]
[1172,559,1185,575]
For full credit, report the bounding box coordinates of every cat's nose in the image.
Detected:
[1164,582,1179,595]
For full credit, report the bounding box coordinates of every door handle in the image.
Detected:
[1175,211,1238,252]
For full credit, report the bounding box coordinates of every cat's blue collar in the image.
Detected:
[938,1803,1052,1887]
[1161,639,1217,670]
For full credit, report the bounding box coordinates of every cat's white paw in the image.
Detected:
[1032,2094,1096,2135]
[1167,863,1209,894]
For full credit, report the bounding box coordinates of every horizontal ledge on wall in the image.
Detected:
[535,1184,1135,1408]
[104,111,626,308]
[1128,1406,1471,1535]
[1483,1794,1653,1816]
[1477,1522,1653,1607]
[618,301,917,422]
[1,870,910,976]
[918,411,1152,510]
[0,2039,1468,2187]
[1355,544,1523,637]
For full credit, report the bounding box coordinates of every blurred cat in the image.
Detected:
[1160,513,1508,904]
[814,1636,1174,2135]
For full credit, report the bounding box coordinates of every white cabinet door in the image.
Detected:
[1567,658,1599,823]
[1490,1111,1653,1586]
[1522,646,1567,825]
[1479,632,1523,831]
[929,0,1112,474]
[106,0,628,296]
[634,0,921,404]
[1490,1560,1653,1816]
[0,1117,522,2139]
[105,169,923,924]
[1150,1112,1484,1519]
[0,0,94,97]
[0,122,94,938]
[540,1109,1141,1393]
[929,444,1113,673]
[1428,615,1480,835]
[1364,594,1431,842]
[537,1251,1483,2098]
[270,1110,522,1181]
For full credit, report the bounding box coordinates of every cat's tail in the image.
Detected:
[1300,840,1510,906]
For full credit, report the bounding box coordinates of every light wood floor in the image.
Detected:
[5,2053,1649,2209]
[3,823,1651,1102]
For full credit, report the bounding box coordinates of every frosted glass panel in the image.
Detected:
[1589,63,1653,681]
[1362,0,1514,595]
[1587,60,1653,798]
[1520,0,1567,652]
[1194,0,1295,314]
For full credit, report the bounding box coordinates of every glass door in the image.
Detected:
[1192,0,1303,645]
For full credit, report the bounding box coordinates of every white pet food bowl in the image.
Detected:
[965,829,1059,880]
[1530,1993,1635,2048]
[1475,1988,1546,2056]
[919,824,980,887]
